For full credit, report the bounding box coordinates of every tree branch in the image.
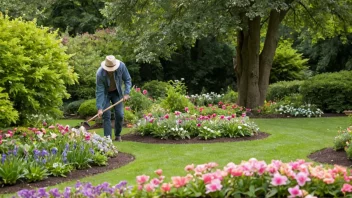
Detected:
[297,0,325,31]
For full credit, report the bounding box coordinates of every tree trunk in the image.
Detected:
[235,10,288,108]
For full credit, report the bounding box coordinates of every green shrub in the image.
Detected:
[65,100,85,115]
[300,70,352,113]
[125,88,153,115]
[0,14,77,125]
[270,40,309,83]
[124,109,138,124]
[0,87,19,128]
[160,80,194,112]
[77,99,96,118]
[141,80,170,99]
[333,130,352,151]
[222,87,238,104]
[282,93,304,108]
[266,80,303,101]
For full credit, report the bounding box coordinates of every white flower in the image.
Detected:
[238,126,242,129]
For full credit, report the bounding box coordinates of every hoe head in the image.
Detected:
[81,121,91,130]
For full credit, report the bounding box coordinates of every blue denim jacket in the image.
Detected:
[95,62,132,110]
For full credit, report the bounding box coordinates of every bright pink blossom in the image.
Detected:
[341,183,352,193]
[205,179,222,194]
[184,107,189,113]
[136,175,150,184]
[155,169,163,176]
[161,183,172,192]
[171,176,189,188]
[144,183,154,192]
[48,125,55,129]
[288,185,302,198]
[271,173,288,186]
[150,178,161,187]
[164,114,169,119]
[174,111,181,116]
[295,172,311,186]
[185,164,195,172]
[142,89,148,95]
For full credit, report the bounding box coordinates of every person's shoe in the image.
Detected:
[115,136,122,142]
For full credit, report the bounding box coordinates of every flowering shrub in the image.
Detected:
[0,125,118,185]
[333,126,352,159]
[15,158,352,197]
[276,103,324,117]
[133,110,259,140]
[189,92,224,106]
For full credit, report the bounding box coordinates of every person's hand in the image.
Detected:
[123,94,130,101]
[97,109,103,118]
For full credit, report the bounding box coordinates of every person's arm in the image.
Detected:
[96,72,105,113]
[122,63,132,98]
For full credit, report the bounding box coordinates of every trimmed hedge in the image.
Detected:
[77,99,96,118]
[141,80,170,99]
[300,70,352,113]
[65,100,85,115]
[266,80,303,101]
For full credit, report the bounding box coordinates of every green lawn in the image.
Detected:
[2,117,350,197]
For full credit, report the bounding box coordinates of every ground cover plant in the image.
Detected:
[0,125,118,187]
[14,158,352,197]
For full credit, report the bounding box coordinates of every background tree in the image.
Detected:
[102,0,352,108]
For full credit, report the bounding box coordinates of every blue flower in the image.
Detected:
[51,147,58,155]
[1,153,6,164]
[41,149,49,157]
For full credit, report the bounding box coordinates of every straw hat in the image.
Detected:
[101,55,120,72]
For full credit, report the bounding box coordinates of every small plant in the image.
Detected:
[0,154,26,185]
[161,80,194,112]
[198,126,220,140]
[24,162,49,182]
[92,152,108,166]
[333,126,352,151]
[66,142,94,170]
[48,162,73,177]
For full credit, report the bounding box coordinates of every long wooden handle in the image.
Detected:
[86,98,124,122]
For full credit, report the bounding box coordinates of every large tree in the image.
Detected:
[102,0,352,108]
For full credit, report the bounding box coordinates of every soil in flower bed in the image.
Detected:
[0,152,135,194]
[308,148,352,167]
[121,131,270,144]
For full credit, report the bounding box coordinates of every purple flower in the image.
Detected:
[41,149,49,157]
[17,189,36,198]
[115,181,127,189]
[1,153,6,164]
[51,147,58,155]
[89,148,94,155]
[37,188,49,197]
[33,149,40,160]
[63,187,71,198]
[13,146,18,156]
[49,188,61,198]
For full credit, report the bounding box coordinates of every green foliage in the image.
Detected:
[47,162,73,177]
[65,100,85,115]
[161,80,195,112]
[266,80,303,101]
[24,162,49,182]
[141,80,170,99]
[124,110,138,124]
[270,40,309,83]
[333,130,352,151]
[92,152,108,166]
[0,154,25,185]
[222,87,238,104]
[66,142,93,170]
[0,87,19,127]
[77,99,96,118]
[125,88,153,115]
[300,70,352,113]
[0,14,77,125]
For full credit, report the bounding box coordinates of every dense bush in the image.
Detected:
[0,14,77,125]
[125,88,153,115]
[65,100,85,115]
[141,80,170,99]
[270,40,309,83]
[161,80,195,112]
[77,99,96,118]
[266,80,303,101]
[0,88,19,127]
[222,87,238,104]
[300,70,352,113]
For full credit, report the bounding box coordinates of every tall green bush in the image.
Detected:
[266,80,303,101]
[125,88,153,115]
[0,14,77,124]
[161,80,195,112]
[0,87,19,127]
[300,70,352,113]
[141,80,170,99]
[270,40,309,83]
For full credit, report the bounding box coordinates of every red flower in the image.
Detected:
[164,114,169,119]
[142,89,148,95]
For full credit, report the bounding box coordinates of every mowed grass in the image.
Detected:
[2,117,350,197]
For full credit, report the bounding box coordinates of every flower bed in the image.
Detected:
[133,110,259,140]
[15,158,352,197]
[0,125,118,186]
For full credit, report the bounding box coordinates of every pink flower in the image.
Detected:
[150,178,161,187]
[241,112,246,117]
[184,107,189,113]
[161,183,172,192]
[48,125,55,129]
[202,173,214,184]
[142,89,148,95]
[341,183,352,193]
[136,175,150,184]
[43,122,47,126]
[288,185,302,198]
[174,111,181,116]
[231,114,236,118]
[295,172,311,186]
[220,115,225,119]
[155,169,163,176]
[84,133,91,141]
[222,105,226,110]
[125,106,131,111]
[271,173,288,186]
[136,87,141,92]
[171,176,189,188]
[205,179,222,194]
[185,164,195,172]
[196,123,201,127]
[164,114,169,119]
[144,183,154,192]
[212,113,216,118]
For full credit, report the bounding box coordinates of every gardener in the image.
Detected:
[96,55,132,142]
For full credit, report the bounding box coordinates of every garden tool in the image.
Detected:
[81,98,124,129]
